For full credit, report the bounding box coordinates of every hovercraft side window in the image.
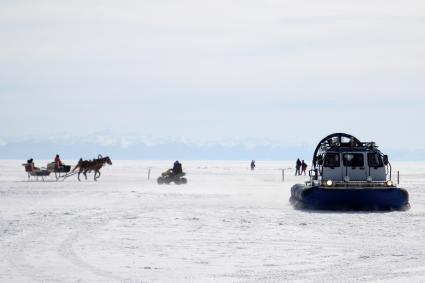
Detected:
[343,153,364,167]
[324,153,340,167]
[368,153,383,167]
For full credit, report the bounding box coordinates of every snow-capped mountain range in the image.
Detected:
[0,134,423,160]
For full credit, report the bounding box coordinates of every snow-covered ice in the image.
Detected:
[1,160,425,282]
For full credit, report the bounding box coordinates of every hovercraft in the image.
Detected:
[290,133,409,211]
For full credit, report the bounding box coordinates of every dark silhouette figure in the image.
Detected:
[26,158,39,171]
[250,160,256,170]
[172,160,183,175]
[301,160,308,175]
[157,161,187,185]
[72,155,112,181]
[295,158,302,176]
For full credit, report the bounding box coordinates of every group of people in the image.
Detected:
[27,157,309,176]
[295,158,308,176]
[249,159,308,176]
[26,154,64,171]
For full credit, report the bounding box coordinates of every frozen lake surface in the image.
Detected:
[1,160,425,282]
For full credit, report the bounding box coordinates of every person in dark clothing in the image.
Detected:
[172,160,183,175]
[26,158,39,171]
[301,160,308,175]
[295,158,302,176]
[250,160,255,170]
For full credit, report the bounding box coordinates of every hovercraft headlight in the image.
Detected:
[386,180,393,187]
[326,180,333,186]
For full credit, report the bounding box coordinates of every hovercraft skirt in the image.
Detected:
[290,184,409,211]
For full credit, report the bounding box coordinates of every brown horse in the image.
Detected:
[73,155,112,181]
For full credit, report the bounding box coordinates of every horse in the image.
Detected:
[73,155,112,181]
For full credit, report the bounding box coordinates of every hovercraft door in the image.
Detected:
[342,153,367,181]
[367,153,386,181]
[322,152,343,181]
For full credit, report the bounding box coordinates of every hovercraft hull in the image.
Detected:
[290,184,409,211]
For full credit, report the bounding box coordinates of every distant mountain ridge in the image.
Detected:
[0,136,423,161]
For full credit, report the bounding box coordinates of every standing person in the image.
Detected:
[295,158,301,176]
[250,160,256,170]
[301,160,308,175]
[54,154,63,169]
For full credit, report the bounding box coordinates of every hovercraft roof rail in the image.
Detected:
[312,133,382,166]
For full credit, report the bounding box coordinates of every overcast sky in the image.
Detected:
[1,0,424,151]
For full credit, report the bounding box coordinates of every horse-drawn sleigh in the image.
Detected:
[22,155,112,182]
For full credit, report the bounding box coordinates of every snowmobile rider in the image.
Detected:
[172,160,183,175]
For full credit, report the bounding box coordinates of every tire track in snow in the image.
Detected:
[57,211,132,283]
[3,210,133,283]
[4,215,65,282]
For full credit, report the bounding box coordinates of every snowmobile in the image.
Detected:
[157,170,188,185]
